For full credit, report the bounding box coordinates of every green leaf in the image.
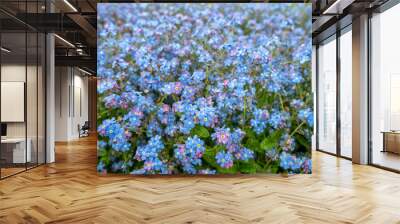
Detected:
[213,144,226,152]
[244,127,256,139]
[243,127,261,152]
[204,146,215,157]
[294,133,310,149]
[255,163,267,173]
[217,163,238,174]
[191,125,210,138]
[260,130,283,151]
[245,137,261,152]
[260,138,275,151]
[257,91,269,108]
[177,135,186,144]
[239,161,257,174]
[268,165,279,173]
[203,147,218,168]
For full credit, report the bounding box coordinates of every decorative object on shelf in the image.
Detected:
[78,121,90,138]
[381,131,400,154]
[97,3,312,174]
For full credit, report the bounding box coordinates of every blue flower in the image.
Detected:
[298,108,313,126]
[302,158,312,174]
[97,3,312,174]
[98,118,130,152]
[181,86,197,99]
[123,108,144,130]
[198,169,217,174]
[279,152,303,171]
[269,110,289,129]
[192,70,206,83]
[212,127,231,145]
[280,134,296,152]
[147,119,162,137]
[233,147,254,161]
[265,148,279,161]
[97,161,106,173]
[161,82,183,95]
[290,99,304,109]
[98,79,117,94]
[216,151,234,169]
[174,135,205,174]
[134,135,168,174]
[103,94,123,109]
[98,140,107,149]
[230,129,245,144]
[180,118,195,134]
[250,108,269,134]
[196,106,217,127]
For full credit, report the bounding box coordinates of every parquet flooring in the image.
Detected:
[1,135,400,224]
[0,167,26,178]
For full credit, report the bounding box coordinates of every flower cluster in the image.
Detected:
[98,118,130,152]
[279,152,311,174]
[265,148,279,161]
[97,3,312,174]
[251,109,270,134]
[216,151,234,169]
[174,136,206,174]
[123,108,144,130]
[298,108,314,126]
[212,127,254,166]
[280,134,296,152]
[133,136,169,174]
[173,98,219,135]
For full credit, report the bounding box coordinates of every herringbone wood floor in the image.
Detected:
[0,136,400,224]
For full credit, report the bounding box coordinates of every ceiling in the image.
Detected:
[312,0,390,43]
[1,0,397,74]
[0,0,97,74]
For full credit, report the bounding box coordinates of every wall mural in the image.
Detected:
[97,3,312,175]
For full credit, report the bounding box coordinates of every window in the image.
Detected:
[317,36,337,154]
[340,28,352,158]
[371,3,400,171]
[0,1,47,179]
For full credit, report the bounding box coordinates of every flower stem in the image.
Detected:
[289,121,305,137]
[278,94,285,111]
[243,97,247,128]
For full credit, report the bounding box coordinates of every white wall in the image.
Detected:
[72,73,89,138]
[55,67,69,141]
[1,65,26,139]
[1,65,41,138]
[1,64,46,164]
[55,67,89,141]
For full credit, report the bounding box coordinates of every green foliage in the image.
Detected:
[245,137,260,152]
[260,130,283,152]
[238,160,258,174]
[203,146,218,168]
[191,125,210,139]
[217,163,239,174]
[243,127,260,152]
[97,4,313,174]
